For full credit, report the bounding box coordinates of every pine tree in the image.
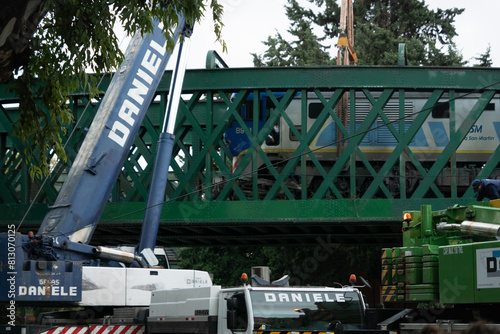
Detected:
[473,45,493,67]
[253,0,333,67]
[255,0,466,67]
[253,34,294,67]
[352,0,466,66]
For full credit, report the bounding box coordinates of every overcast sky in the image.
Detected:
[172,0,500,69]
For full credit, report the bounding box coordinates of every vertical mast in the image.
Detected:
[138,23,194,254]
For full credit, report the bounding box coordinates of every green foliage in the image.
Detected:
[254,0,466,67]
[179,246,268,286]
[253,34,294,67]
[178,243,381,287]
[12,0,225,178]
[253,0,333,67]
[473,45,493,67]
[353,0,465,66]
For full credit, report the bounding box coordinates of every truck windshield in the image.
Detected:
[250,290,364,331]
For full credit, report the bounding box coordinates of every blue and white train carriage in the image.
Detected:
[224,91,500,198]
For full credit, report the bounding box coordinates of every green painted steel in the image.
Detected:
[1,66,500,246]
[1,198,474,246]
[438,243,476,304]
[383,201,500,305]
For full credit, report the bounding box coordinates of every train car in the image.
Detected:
[224,91,500,198]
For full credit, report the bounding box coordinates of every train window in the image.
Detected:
[240,102,249,120]
[432,101,449,119]
[240,96,279,122]
[431,102,494,118]
[266,97,277,110]
[485,103,495,111]
[239,101,261,121]
[289,126,301,141]
[309,103,324,119]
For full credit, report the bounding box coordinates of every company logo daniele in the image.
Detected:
[18,285,78,297]
[264,292,347,303]
[186,277,210,285]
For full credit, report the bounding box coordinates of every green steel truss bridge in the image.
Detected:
[2,63,500,247]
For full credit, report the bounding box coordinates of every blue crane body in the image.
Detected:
[0,13,198,303]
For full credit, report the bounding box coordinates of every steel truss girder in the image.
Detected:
[1,66,500,245]
[2,198,476,246]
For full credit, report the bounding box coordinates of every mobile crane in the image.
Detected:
[380,199,500,333]
[6,4,500,334]
[0,9,211,314]
[0,7,382,334]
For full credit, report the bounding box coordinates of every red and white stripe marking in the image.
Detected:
[42,325,144,334]
[232,156,238,173]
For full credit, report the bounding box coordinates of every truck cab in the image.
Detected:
[148,284,367,334]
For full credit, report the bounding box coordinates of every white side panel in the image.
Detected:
[150,286,221,317]
[125,269,212,306]
[476,247,500,289]
[82,267,126,305]
[81,267,212,306]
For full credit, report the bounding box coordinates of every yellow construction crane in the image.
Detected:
[335,0,357,156]
[336,0,357,65]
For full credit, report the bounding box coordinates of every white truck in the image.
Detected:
[35,273,378,334]
[147,281,368,334]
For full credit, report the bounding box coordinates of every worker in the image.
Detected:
[471,179,500,201]
[265,124,279,146]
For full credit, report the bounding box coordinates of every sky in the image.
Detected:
[164,0,500,69]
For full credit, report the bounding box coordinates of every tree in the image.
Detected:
[179,246,271,286]
[473,45,493,67]
[353,0,465,66]
[178,244,381,288]
[253,0,333,67]
[253,33,295,67]
[254,0,466,67]
[0,0,225,178]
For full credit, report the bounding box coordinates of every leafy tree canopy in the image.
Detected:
[1,0,224,178]
[254,0,466,67]
[178,244,381,288]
